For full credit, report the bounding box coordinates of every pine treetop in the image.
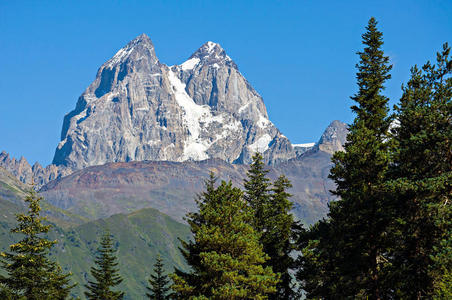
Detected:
[244,152,271,232]
[307,17,394,298]
[146,255,171,300]
[85,232,124,300]
[351,17,392,134]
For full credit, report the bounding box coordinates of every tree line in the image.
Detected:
[0,17,450,299]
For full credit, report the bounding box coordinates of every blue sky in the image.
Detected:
[0,0,451,165]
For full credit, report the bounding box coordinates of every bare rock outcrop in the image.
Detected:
[0,151,70,187]
[52,34,295,170]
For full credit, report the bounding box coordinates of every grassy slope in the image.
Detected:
[0,200,191,299]
[50,207,191,299]
[0,167,191,299]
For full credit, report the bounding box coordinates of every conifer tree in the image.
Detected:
[172,172,217,288]
[244,154,299,298]
[146,255,171,300]
[295,219,329,297]
[171,175,279,299]
[244,152,271,233]
[265,175,299,299]
[388,43,451,298]
[85,232,124,300]
[0,189,75,300]
[298,17,393,299]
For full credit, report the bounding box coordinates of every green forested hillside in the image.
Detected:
[49,207,191,299]
[0,167,191,299]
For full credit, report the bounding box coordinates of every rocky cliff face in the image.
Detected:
[0,151,70,187]
[312,120,348,154]
[0,121,347,189]
[1,33,348,189]
[291,120,347,158]
[52,34,295,170]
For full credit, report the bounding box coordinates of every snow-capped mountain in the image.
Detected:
[52,34,295,170]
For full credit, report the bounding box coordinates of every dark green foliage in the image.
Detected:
[244,154,299,299]
[295,220,328,297]
[297,19,451,300]
[146,255,171,300]
[0,283,15,300]
[265,175,299,299]
[0,189,75,300]
[244,153,272,232]
[298,17,393,299]
[243,155,300,298]
[85,232,124,300]
[172,174,278,299]
[387,43,451,298]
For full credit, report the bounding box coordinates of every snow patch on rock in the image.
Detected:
[181,57,200,70]
[167,69,212,160]
[206,41,217,53]
[293,143,315,148]
[257,113,271,129]
[249,134,272,153]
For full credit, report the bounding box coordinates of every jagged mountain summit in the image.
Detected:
[52,34,295,170]
[0,151,71,187]
[311,120,348,154]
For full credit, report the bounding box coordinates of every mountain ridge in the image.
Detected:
[52,33,296,170]
[39,120,347,225]
[1,35,346,191]
[1,120,346,191]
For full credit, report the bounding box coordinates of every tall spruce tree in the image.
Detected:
[298,17,393,299]
[265,175,299,299]
[388,43,451,298]
[244,154,299,299]
[146,255,171,300]
[0,189,75,300]
[244,152,271,233]
[84,232,124,300]
[171,175,279,299]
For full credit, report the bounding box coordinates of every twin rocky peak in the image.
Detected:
[53,33,295,170]
[1,34,348,187]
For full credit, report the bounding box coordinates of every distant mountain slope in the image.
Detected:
[41,121,347,225]
[0,166,85,227]
[0,166,28,204]
[50,207,190,299]
[0,205,190,300]
[41,159,247,221]
[0,167,191,299]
